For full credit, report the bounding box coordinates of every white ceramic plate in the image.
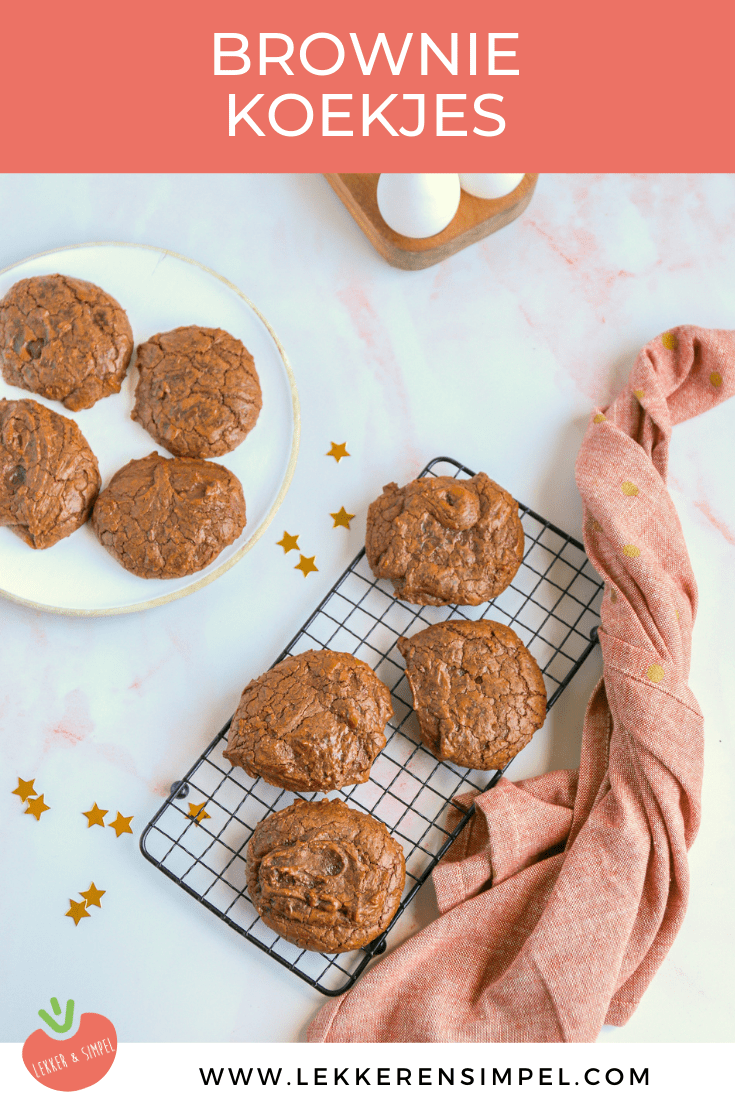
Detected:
[0,243,300,616]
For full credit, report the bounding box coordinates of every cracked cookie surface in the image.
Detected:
[365,472,524,606]
[132,326,262,458]
[224,649,393,793]
[247,798,406,952]
[0,398,101,549]
[91,451,246,578]
[0,274,133,411]
[398,619,547,770]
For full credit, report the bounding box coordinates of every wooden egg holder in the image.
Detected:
[325,173,538,271]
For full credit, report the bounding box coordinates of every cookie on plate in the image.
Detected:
[91,451,246,578]
[247,798,406,953]
[0,398,100,549]
[365,472,524,606]
[0,274,133,411]
[131,326,262,458]
[224,649,393,792]
[397,619,547,770]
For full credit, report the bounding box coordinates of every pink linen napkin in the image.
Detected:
[309,326,734,1042]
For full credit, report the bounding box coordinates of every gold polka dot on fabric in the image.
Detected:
[622,544,640,558]
[675,609,680,620]
[610,589,618,603]
[590,518,603,532]
[710,371,723,388]
[633,388,645,400]
[646,664,665,684]
[593,413,606,423]
[621,481,639,497]
[661,332,678,350]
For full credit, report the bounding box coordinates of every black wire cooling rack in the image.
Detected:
[140,457,604,997]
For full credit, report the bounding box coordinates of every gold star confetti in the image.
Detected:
[276,531,300,554]
[66,899,90,926]
[80,883,105,909]
[593,413,606,424]
[710,371,723,388]
[12,778,36,802]
[330,507,355,529]
[108,812,134,838]
[326,441,350,462]
[295,554,318,577]
[646,664,665,684]
[25,795,50,820]
[633,389,645,400]
[622,544,640,558]
[82,803,108,828]
[661,332,678,350]
[621,481,639,497]
[188,801,211,824]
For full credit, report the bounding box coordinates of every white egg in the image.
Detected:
[376,173,461,238]
[459,173,525,200]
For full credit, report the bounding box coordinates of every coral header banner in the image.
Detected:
[2,0,733,171]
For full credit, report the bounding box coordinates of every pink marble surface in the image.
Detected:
[0,174,733,1043]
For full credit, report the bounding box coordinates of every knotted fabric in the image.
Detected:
[309,326,734,1042]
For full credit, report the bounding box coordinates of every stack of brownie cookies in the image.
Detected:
[0,274,261,576]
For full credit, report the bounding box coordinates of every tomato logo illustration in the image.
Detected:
[22,999,117,1092]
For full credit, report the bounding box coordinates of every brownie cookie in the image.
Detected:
[131,326,262,458]
[0,398,100,549]
[91,452,246,578]
[397,619,547,770]
[365,472,524,606]
[224,649,393,792]
[247,798,406,953]
[0,274,133,411]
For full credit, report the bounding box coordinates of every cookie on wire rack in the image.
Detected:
[224,649,393,793]
[365,471,524,606]
[247,798,406,953]
[398,618,547,771]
